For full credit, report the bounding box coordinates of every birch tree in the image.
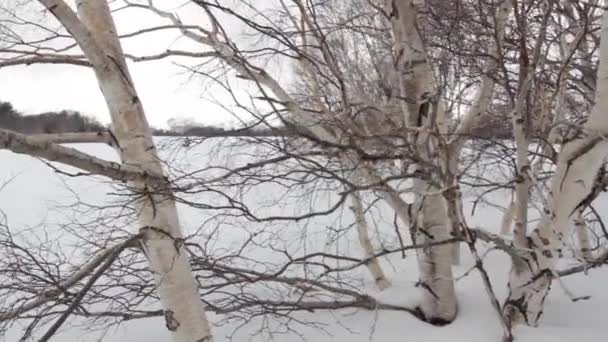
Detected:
[386,0,457,322]
[1,1,213,341]
[503,8,608,328]
[2,0,608,341]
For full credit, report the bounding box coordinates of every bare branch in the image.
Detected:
[0,128,161,181]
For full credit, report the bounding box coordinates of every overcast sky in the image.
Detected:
[0,0,245,129]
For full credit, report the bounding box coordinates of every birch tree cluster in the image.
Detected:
[1,1,608,341]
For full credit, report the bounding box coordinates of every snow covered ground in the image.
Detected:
[1,139,606,341]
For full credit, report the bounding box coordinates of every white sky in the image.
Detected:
[0,0,247,129]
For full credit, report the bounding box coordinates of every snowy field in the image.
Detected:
[1,138,606,342]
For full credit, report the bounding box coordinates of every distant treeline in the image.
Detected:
[154,126,288,137]
[0,101,281,137]
[0,101,105,134]
[0,100,521,140]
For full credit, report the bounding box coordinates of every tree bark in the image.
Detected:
[504,10,608,327]
[350,192,391,291]
[38,0,214,340]
[388,0,457,323]
[447,0,512,263]
[573,210,593,261]
[411,182,458,323]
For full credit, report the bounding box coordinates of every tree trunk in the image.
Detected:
[511,63,534,250]
[389,0,457,323]
[411,181,458,323]
[504,11,608,327]
[70,1,213,340]
[500,199,516,236]
[574,210,593,261]
[350,192,391,291]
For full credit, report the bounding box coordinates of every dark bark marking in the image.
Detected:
[164,309,180,331]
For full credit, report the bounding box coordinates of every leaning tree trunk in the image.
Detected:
[503,10,608,328]
[350,191,391,291]
[40,1,214,341]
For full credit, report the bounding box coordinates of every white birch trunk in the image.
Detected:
[162,0,456,323]
[574,210,593,261]
[450,0,512,147]
[389,0,457,323]
[504,11,608,327]
[447,0,512,262]
[350,192,391,291]
[292,15,392,292]
[42,1,214,340]
[500,199,516,236]
[511,69,535,249]
[411,181,458,323]
[511,130,530,249]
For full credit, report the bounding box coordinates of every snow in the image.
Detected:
[1,138,606,342]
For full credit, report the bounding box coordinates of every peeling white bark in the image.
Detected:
[511,136,531,249]
[411,182,458,323]
[147,0,457,323]
[388,0,457,322]
[504,10,608,327]
[509,0,554,251]
[37,0,214,341]
[511,70,535,249]
[503,1,590,240]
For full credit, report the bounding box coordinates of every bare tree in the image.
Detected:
[2,0,608,341]
[1,1,213,341]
